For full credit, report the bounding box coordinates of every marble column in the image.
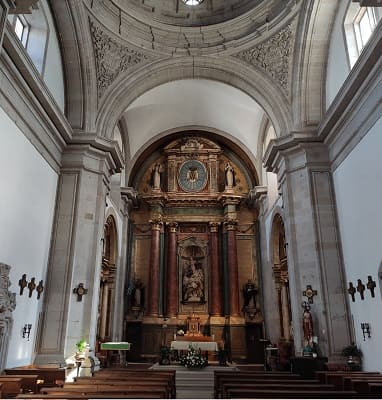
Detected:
[166,222,178,317]
[35,142,123,363]
[147,219,162,317]
[209,222,223,316]
[281,282,291,340]
[0,1,14,52]
[265,141,351,356]
[225,220,240,316]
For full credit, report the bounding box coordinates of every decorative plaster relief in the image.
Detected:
[0,263,16,313]
[235,23,294,91]
[90,21,151,98]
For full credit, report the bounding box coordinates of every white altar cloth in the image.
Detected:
[170,340,218,351]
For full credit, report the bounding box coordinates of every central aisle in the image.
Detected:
[151,364,238,399]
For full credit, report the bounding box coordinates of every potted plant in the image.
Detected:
[75,339,88,360]
[341,343,362,371]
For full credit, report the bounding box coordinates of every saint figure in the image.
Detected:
[183,257,204,302]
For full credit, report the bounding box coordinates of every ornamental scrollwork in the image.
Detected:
[235,23,294,90]
[90,21,151,98]
[0,263,16,313]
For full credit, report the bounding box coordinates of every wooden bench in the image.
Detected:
[344,377,382,393]
[5,365,66,387]
[221,383,337,398]
[18,394,163,399]
[90,369,176,397]
[226,388,357,398]
[0,373,39,393]
[0,376,24,397]
[214,371,301,397]
[40,385,168,398]
[316,371,381,386]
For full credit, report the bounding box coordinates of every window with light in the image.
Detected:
[181,0,204,5]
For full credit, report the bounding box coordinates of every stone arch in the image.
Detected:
[292,0,339,127]
[95,56,293,141]
[126,126,259,189]
[270,213,292,342]
[97,214,118,347]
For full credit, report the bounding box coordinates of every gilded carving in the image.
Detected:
[90,22,150,97]
[235,24,294,90]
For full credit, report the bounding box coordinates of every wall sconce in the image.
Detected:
[361,323,371,340]
[22,324,32,340]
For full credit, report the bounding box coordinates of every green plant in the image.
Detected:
[76,339,88,353]
[341,343,362,358]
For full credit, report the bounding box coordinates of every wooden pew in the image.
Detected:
[345,377,382,393]
[315,371,381,385]
[214,371,301,398]
[0,376,24,397]
[221,383,337,398]
[5,366,66,388]
[91,369,176,397]
[325,372,381,390]
[18,394,163,399]
[226,387,357,398]
[40,385,168,398]
[0,373,39,393]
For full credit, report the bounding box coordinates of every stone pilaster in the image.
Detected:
[35,142,122,364]
[265,140,351,356]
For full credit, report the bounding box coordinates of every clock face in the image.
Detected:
[178,160,208,192]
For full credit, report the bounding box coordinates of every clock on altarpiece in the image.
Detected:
[178,159,208,192]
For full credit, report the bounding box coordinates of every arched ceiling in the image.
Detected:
[124,79,266,162]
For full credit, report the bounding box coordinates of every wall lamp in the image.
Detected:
[22,324,32,340]
[361,323,371,340]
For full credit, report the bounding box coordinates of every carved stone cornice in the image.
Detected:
[8,0,38,14]
[90,21,153,98]
[235,22,295,92]
[121,187,139,214]
[247,186,268,208]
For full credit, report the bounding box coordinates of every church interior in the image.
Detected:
[1,0,382,397]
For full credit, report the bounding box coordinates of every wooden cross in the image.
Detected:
[73,283,88,302]
[19,274,28,295]
[356,279,365,300]
[303,285,317,304]
[36,280,44,300]
[367,275,376,298]
[28,277,36,298]
[347,282,356,302]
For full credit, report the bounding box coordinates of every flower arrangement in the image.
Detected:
[179,345,207,369]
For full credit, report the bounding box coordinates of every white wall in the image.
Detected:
[333,116,382,371]
[40,0,65,111]
[0,106,58,367]
[326,1,350,108]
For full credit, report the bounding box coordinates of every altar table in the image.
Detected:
[170,341,218,352]
[100,342,131,367]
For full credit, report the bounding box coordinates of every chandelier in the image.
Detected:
[181,0,204,5]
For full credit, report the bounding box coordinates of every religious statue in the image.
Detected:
[182,257,204,302]
[150,163,163,190]
[224,162,235,189]
[302,303,314,344]
[242,279,257,311]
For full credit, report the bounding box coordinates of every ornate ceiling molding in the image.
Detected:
[90,21,153,98]
[234,23,295,92]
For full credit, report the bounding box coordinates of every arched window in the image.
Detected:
[344,3,381,68]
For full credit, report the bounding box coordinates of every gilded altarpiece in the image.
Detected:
[126,135,262,361]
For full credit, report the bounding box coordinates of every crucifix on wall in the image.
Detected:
[303,285,317,304]
[73,283,88,302]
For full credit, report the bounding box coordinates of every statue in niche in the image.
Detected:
[224,162,236,189]
[182,257,204,303]
[150,163,164,190]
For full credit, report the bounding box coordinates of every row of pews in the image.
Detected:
[16,368,176,399]
[214,369,382,398]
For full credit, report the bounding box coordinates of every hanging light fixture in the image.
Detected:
[181,0,204,5]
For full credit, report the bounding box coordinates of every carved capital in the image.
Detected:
[149,218,163,231]
[121,187,139,214]
[209,222,220,233]
[224,219,238,231]
[167,222,178,233]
